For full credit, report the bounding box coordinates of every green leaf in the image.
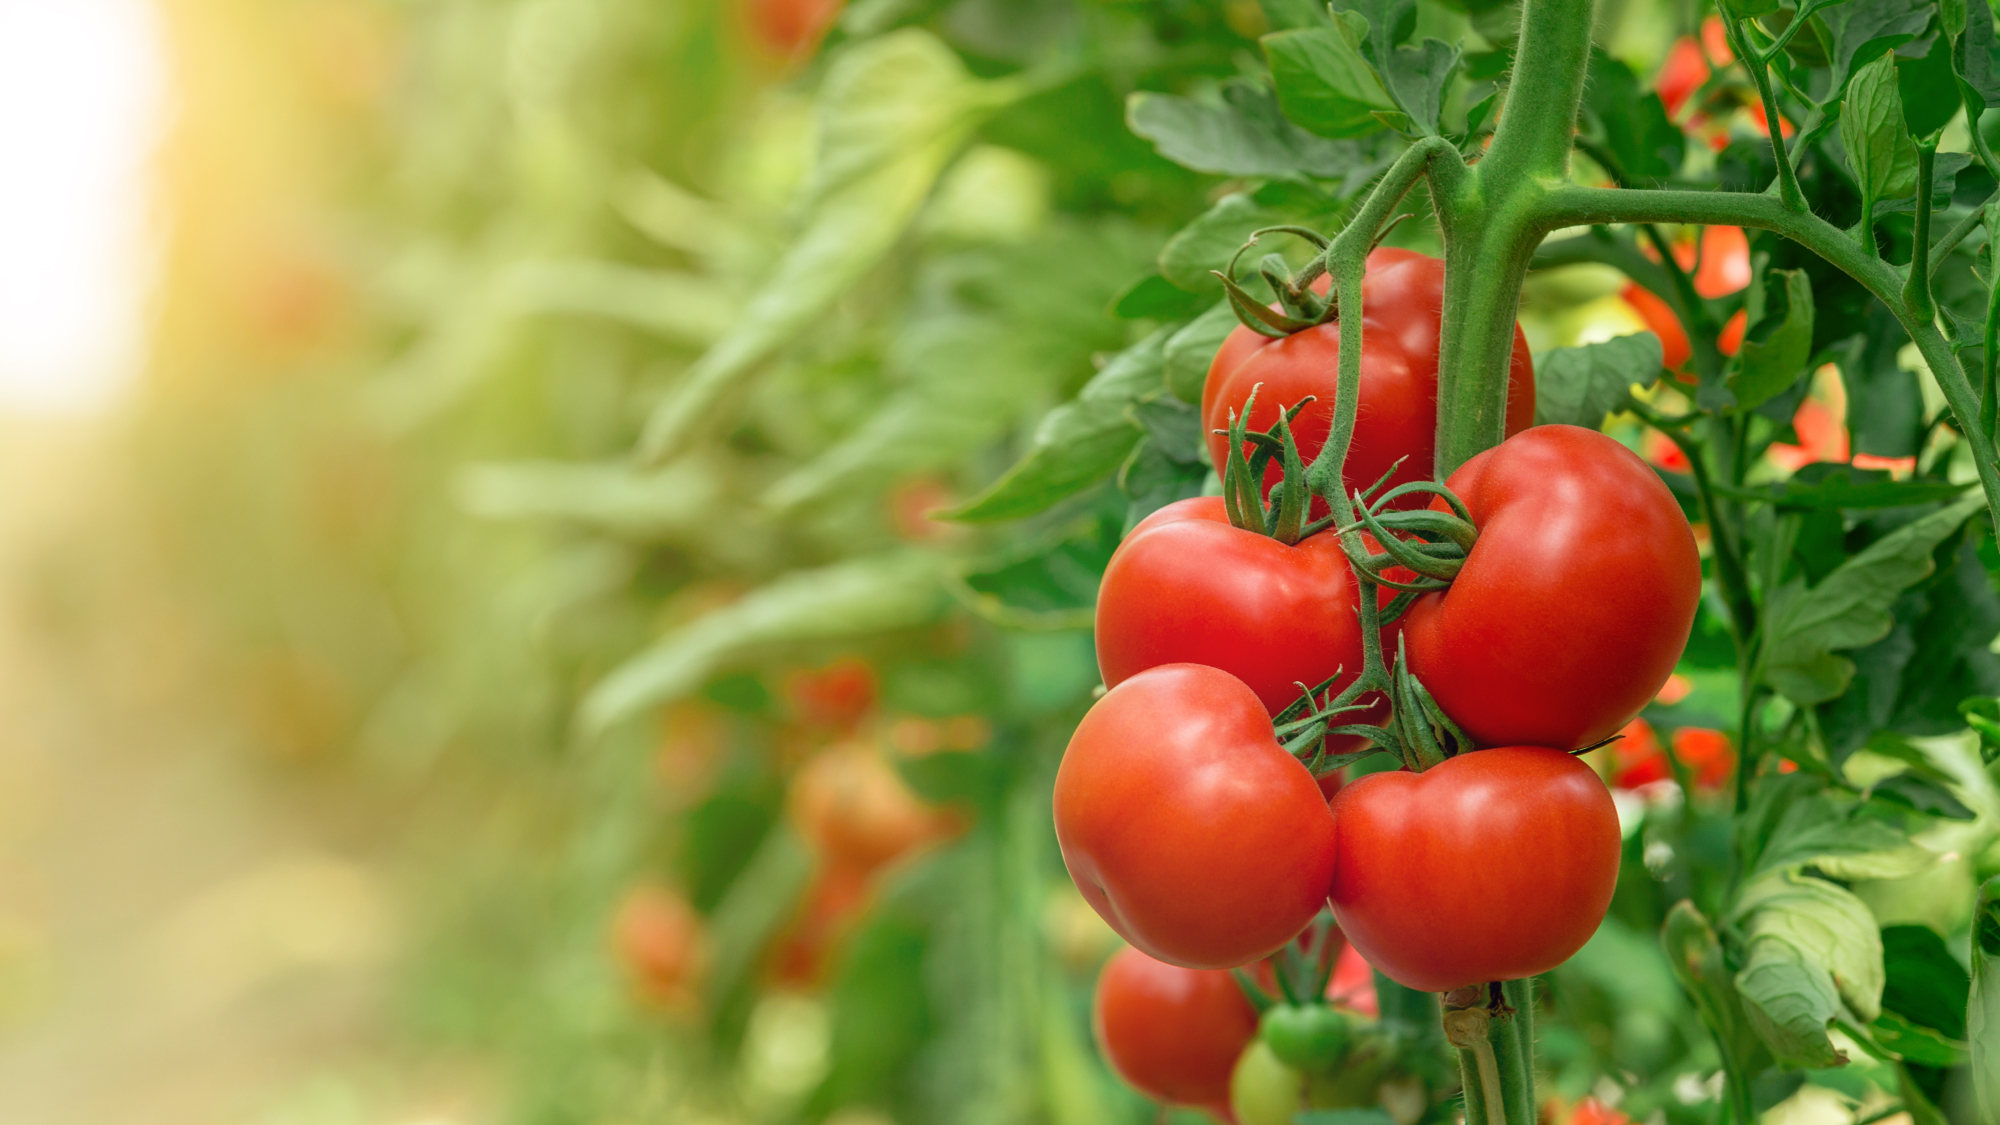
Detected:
[1126,80,1371,178]
[1259,0,1338,28]
[1882,923,1972,1039]
[952,511,1120,630]
[945,332,1171,523]
[1898,37,1963,137]
[1581,49,1685,186]
[702,825,815,1009]
[1870,772,1978,818]
[1870,1009,1971,1065]
[1532,332,1663,427]
[1664,901,1776,1076]
[1754,784,1938,879]
[1843,49,1922,210]
[456,458,722,536]
[1970,876,2000,1120]
[1112,274,1208,319]
[1955,0,2000,107]
[1818,0,1937,95]
[580,552,947,733]
[1159,182,1344,294]
[1164,302,1241,404]
[1329,0,1461,136]
[1837,303,1924,458]
[1876,150,1974,212]
[636,31,1020,463]
[1119,436,1209,534]
[1264,26,1397,139]
[1711,466,1971,510]
[1735,936,1850,1067]
[1734,869,1887,1021]
[1760,496,1985,704]
[1729,268,1815,412]
[1380,38,1462,137]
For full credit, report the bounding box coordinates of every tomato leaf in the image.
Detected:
[1112,274,1208,319]
[1843,51,1921,210]
[1834,303,1924,459]
[1871,1010,1971,1065]
[1955,0,2000,107]
[1870,772,1978,818]
[1126,80,1373,178]
[1734,869,1887,1022]
[1877,150,1973,212]
[1165,302,1240,404]
[943,331,1171,524]
[953,510,1121,630]
[636,31,1021,463]
[1710,467,1970,510]
[701,824,816,1008]
[1970,876,2000,1120]
[456,458,723,536]
[1818,0,1936,96]
[1532,332,1663,427]
[580,552,948,733]
[1159,182,1347,294]
[1580,50,1684,186]
[1751,781,1938,879]
[1728,268,1815,413]
[1327,0,1461,137]
[1882,923,1972,1039]
[1264,25,1398,139]
[1735,936,1849,1068]
[1120,396,1209,531]
[1759,496,1984,704]
[1664,901,1776,1078]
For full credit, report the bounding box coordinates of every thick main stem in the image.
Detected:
[1431,0,1597,477]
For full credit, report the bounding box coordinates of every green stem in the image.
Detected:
[1627,401,1755,647]
[1725,21,1806,212]
[1907,141,1939,320]
[1985,245,2000,442]
[1931,186,1999,273]
[1535,184,2000,537]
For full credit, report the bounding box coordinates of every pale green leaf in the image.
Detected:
[1842,51,1921,208]
[1127,80,1370,178]
[1729,269,1815,412]
[1263,26,1397,139]
[1971,876,2000,1119]
[636,31,1020,463]
[580,552,947,733]
[1734,869,1886,1021]
[1735,936,1849,1068]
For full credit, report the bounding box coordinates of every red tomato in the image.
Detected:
[1693,227,1750,298]
[1657,37,1710,117]
[1095,497,1390,732]
[1328,747,1621,990]
[1568,1096,1635,1125]
[1767,395,1849,470]
[1403,426,1702,749]
[785,656,877,731]
[789,743,958,873]
[1611,718,1671,788]
[1327,940,1379,1016]
[613,884,706,1005]
[1718,307,1747,355]
[1619,283,1691,372]
[768,858,872,986]
[747,0,844,57]
[1673,727,1736,790]
[1055,664,1339,969]
[1204,250,1536,509]
[1094,945,1260,1118]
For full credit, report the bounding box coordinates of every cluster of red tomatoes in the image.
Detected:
[1059,251,1705,1119]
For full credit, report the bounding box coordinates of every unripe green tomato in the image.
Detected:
[1261,1003,1349,1070]
[1229,1041,1306,1125]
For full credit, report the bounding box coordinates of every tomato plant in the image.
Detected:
[1054,663,1337,969]
[1093,945,1258,1120]
[1327,747,1621,992]
[1402,425,1702,749]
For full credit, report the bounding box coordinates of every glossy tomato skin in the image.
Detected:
[1403,425,1701,749]
[1204,250,1535,507]
[1095,497,1389,732]
[1094,945,1259,1118]
[1055,664,1338,969]
[1328,747,1621,991]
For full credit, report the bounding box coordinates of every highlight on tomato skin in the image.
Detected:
[1093,945,1259,1121]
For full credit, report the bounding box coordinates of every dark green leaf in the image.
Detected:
[1836,302,1923,458]
[1159,183,1344,294]
[946,332,1170,523]
[1711,467,1971,509]
[1760,497,1984,704]
[1878,151,1974,211]
[1165,302,1241,404]
[1264,26,1397,138]
[953,510,1120,629]
[1730,269,1816,412]
[1129,393,1206,462]
[1532,332,1663,426]
[1870,772,1978,818]
[1118,436,1209,534]
[1381,38,1463,136]
[1898,36,1963,137]
[1817,0,1937,95]
[1581,49,1685,185]
[1127,81,1371,178]
[1882,923,1972,1038]
[1259,0,1337,28]
[1955,0,2000,107]
[1755,782,1936,879]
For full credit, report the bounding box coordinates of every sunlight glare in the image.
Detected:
[0,0,168,415]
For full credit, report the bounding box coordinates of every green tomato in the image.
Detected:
[1229,1041,1305,1125]
[1261,1003,1350,1071]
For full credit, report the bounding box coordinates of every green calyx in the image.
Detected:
[1219,382,1318,544]
[1213,225,1339,338]
[1263,1003,1353,1072]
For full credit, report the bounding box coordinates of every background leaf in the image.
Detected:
[1532,332,1663,427]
